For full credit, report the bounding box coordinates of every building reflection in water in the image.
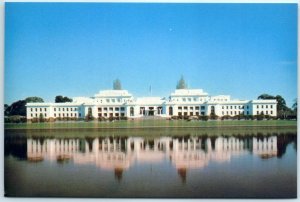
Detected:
[26,135,279,182]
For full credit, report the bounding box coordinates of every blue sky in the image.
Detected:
[5,3,297,107]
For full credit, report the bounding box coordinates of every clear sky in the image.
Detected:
[5,3,297,107]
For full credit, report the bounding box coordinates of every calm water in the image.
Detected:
[4,128,297,198]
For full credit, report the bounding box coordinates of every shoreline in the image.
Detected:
[4,124,297,131]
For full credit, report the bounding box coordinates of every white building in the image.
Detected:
[26,88,277,120]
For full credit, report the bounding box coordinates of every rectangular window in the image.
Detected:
[184,112,188,116]
[104,107,107,111]
[247,111,249,115]
[257,111,259,114]
[35,108,37,112]
[196,112,199,115]
[266,105,268,108]
[98,113,102,117]
[66,108,69,111]
[178,112,182,116]
[230,106,233,109]
[70,113,73,117]
[201,106,205,110]
[190,106,193,110]
[109,107,113,111]
[178,106,182,110]
[70,108,73,111]
[271,111,273,114]
[190,112,193,116]
[261,105,264,108]
[184,106,188,110]
[58,108,61,111]
[201,112,205,115]
[271,105,273,109]
[230,111,232,115]
[115,107,120,111]
[266,111,268,115]
[74,108,77,111]
[121,113,125,117]
[195,106,199,110]
[98,108,102,112]
[121,107,125,111]
[30,108,33,112]
[247,106,249,109]
[44,113,47,117]
[182,98,186,102]
[257,105,259,109]
[40,108,42,111]
[234,106,237,109]
[54,113,56,117]
[63,108,65,111]
[115,113,119,116]
[31,113,33,117]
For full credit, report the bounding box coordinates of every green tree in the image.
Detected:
[25,97,44,103]
[5,100,27,116]
[176,76,187,89]
[55,95,73,103]
[257,94,275,100]
[113,79,122,90]
[257,94,290,119]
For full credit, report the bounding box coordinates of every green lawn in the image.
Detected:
[4,119,297,130]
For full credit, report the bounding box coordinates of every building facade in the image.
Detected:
[26,88,277,120]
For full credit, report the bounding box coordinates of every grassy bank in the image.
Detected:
[4,119,297,130]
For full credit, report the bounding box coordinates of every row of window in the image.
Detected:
[221,105,249,110]
[256,111,273,115]
[173,97,208,102]
[222,111,250,115]
[256,105,274,109]
[54,113,81,117]
[96,98,131,103]
[98,107,125,112]
[178,106,204,110]
[54,107,77,112]
[98,113,125,117]
[30,108,47,112]
[30,113,47,117]
[178,112,204,116]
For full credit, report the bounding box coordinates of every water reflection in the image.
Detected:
[8,135,290,182]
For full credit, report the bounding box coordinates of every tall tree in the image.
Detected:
[5,100,27,116]
[25,96,44,103]
[55,95,73,103]
[176,76,187,89]
[257,93,290,118]
[113,79,122,90]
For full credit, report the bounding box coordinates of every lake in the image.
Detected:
[4,127,297,198]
